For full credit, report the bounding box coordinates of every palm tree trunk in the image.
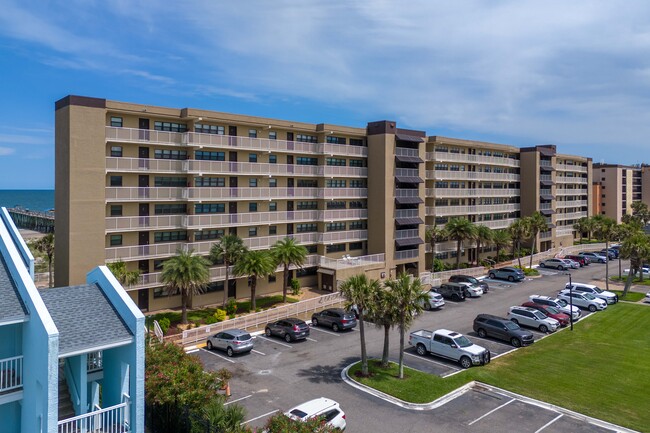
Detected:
[359,313,368,376]
[623,267,635,298]
[528,233,537,269]
[456,240,461,269]
[398,318,405,379]
[223,261,230,308]
[517,241,523,269]
[251,278,257,311]
[618,256,622,279]
[475,240,481,267]
[430,241,436,273]
[283,265,289,303]
[381,324,390,368]
[48,258,53,288]
[181,290,188,324]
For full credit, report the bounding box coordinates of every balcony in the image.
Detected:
[557,200,588,208]
[395,168,420,178]
[557,211,587,221]
[395,147,420,157]
[321,230,367,244]
[394,209,420,219]
[476,218,518,230]
[556,227,575,237]
[395,249,419,260]
[426,151,520,167]
[556,176,588,184]
[556,188,588,196]
[0,355,22,394]
[556,163,588,173]
[57,397,130,433]
[395,189,421,198]
[395,229,420,239]
[427,171,520,182]
[431,188,520,198]
[430,203,520,217]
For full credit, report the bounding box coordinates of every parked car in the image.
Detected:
[562,259,580,269]
[206,329,254,357]
[579,252,607,263]
[473,314,535,347]
[507,306,559,333]
[488,267,525,282]
[420,289,445,310]
[461,283,484,298]
[565,282,618,304]
[311,308,357,332]
[265,318,310,342]
[449,275,490,293]
[529,294,581,321]
[521,302,571,327]
[645,291,650,303]
[539,258,571,270]
[434,283,467,302]
[284,397,346,430]
[557,290,607,312]
[409,329,491,368]
[564,254,589,266]
[598,249,617,260]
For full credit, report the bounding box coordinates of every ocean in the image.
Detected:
[0,190,55,212]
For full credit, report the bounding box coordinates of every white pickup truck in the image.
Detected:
[408,329,491,369]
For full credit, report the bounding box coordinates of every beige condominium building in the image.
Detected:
[55,95,593,312]
[592,163,650,222]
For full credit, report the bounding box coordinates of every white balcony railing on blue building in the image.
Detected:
[58,396,130,433]
[0,355,22,392]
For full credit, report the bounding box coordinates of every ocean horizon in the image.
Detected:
[0,189,55,212]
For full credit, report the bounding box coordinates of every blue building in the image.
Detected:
[0,207,144,433]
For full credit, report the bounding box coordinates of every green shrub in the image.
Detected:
[204,315,217,325]
[432,258,445,272]
[225,298,238,316]
[228,313,236,320]
[290,278,301,296]
[214,309,227,322]
[158,317,170,335]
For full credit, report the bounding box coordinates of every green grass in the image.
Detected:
[349,303,650,432]
[610,276,650,287]
[610,290,647,302]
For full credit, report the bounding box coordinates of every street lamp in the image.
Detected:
[566,272,574,331]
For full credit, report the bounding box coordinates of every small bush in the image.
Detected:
[225,298,238,316]
[214,309,227,322]
[255,307,262,313]
[290,278,301,296]
[432,258,446,272]
[228,313,236,320]
[158,317,170,335]
[204,315,217,325]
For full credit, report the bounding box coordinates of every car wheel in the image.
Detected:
[265,328,272,337]
[332,323,340,332]
[206,341,213,350]
[539,263,545,268]
[424,302,431,311]
[511,337,521,347]
[588,304,597,312]
[489,272,496,279]
[285,333,292,343]
[558,265,564,270]
[511,318,519,325]
[477,328,487,338]
[226,347,234,357]
[508,276,515,282]
[312,318,319,327]
[416,344,427,356]
[539,324,548,333]
[452,294,460,302]
[460,356,472,369]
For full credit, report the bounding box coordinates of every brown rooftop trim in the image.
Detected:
[367,120,397,135]
[55,95,106,111]
[395,133,424,143]
[395,128,426,138]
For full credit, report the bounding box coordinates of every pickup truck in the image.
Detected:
[408,329,491,369]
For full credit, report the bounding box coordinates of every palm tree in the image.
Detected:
[594,217,617,291]
[474,225,493,266]
[369,286,400,368]
[631,201,650,226]
[526,212,548,269]
[270,237,308,303]
[573,218,589,243]
[33,233,55,287]
[107,260,140,287]
[508,219,529,269]
[161,249,210,324]
[384,273,428,379]
[491,229,511,263]
[192,397,247,433]
[339,274,380,377]
[444,218,476,269]
[584,217,596,242]
[209,234,248,308]
[233,250,275,311]
[620,232,650,297]
[425,225,446,272]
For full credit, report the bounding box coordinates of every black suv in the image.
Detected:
[434,283,466,302]
[449,275,489,293]
[473,314,535,347]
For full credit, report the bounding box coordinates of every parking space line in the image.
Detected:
[467,398,515,426]
[309,326,341,337]
[534,414,563,433]
[306,337,318,342]
[241,409,279,425]
[404,352,460,370]
[225,394,252,406]
[257,336,293,348]
[251,349,266,356]
[200,348,235,363]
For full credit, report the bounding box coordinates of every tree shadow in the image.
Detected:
[295,356,359,384]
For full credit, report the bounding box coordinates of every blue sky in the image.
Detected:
[2,1,650,189]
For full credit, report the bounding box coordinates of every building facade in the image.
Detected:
[592,163,650,222]
[55,95,592,312]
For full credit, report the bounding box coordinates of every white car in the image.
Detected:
[645,292,650,303]
[285,398,346,430]
[421,289,445,310]
[558,290,607,312]
[529,295,581,321]
[460,282,484,298]
[507,306,559,333]
[565,283,618,304]
[562,259,580,269]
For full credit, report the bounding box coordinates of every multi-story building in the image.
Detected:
[592,163,650,222]
[0,207,144,433]
[54,95,593,312]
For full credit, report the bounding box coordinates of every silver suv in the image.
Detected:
[507,306,559,333]
[529,295,581,321]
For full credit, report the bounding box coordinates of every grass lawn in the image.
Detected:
[349,303,650,432]
[611,276,650,287]
[610,290,647,302]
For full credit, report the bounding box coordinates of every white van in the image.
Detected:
[285,397,346,430]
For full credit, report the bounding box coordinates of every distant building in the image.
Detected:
[0,207,144,433]
[592,163,650,222]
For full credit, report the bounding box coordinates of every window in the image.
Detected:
[349,221,367,230]
[248,227,257,237]
[297,157,318,165]
[350,180,366,188]
[110,176,122,187]
[249,129,258,138]
[326,136,346,144]
[110,205,122,216]
[154,231,188,242]
[195,124,225,135]
[349,138,365,146]
[195,229,224,241]
[249,153,258,163]
[327,244,346,253]
[155,204,187,215]
[269,132,277,140]
[269,178,277,187]
[195,177,225,187]
[205,281,225,293]
[326,179,346,188]
[110,146,123,157]
[269,202,277,211]
[269,154,277,164]
[326,157,346,166]
[297,267,317,277]
[327,201,346,209]
[110,235,122,246]
[249,202,258,212]
[349,200,365,208]
[349,159,365,167]
[155,177,187,187]
[195,151,225,161]
[298,179,318,187]
[297,201,318,210]
[349,242,363,250]
[269,225,277,235]
[327,222,346,231]
[154,121,187,132]
[305,245,317,253]
[249,178,258,187]
[110,117,123,127]
[155,149,188,160]
[195,203,225,213]
[297,223,318,233]
[296,134,317,143]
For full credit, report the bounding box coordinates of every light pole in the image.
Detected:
[567,272,574,331]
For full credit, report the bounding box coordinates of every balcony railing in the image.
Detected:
[394,209,420,219]
[556,227,575,237]
[395,147,420,157]
[0,355,22,393]
[427,171,520,181]
[87,351,103,373]
[426,151,520,167]
[106,126,184,146]
[556,163,588,173]
[58,399,129,433]
[557,211,587,221]
[395,168,420,177]
[395,189,421,198]
[431,188,520,198]
[321,230,367,243]
[430,203,520,216]
[557,200,588,208]
[556,176,588,184]
[556,188,588,196]
[395,249,420,260]
[395,229,420,239]
[105,187,368,201]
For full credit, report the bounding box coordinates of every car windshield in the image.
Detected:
[504,321,520,330]
[533,311,547,320]
[289,409,308,419]
[592,287,603,293]
[546,306,560,315]
[583,293,596,300]
[467,277,479,284]
[556,299,568,307]
[454,336,473,348]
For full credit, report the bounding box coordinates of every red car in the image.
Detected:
[564,255,589,266]
[521,302,571,327]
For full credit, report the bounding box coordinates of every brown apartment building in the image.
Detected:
[55,95,592,312]
[592,163,650,222]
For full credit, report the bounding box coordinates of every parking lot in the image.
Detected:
[191,260,628,432]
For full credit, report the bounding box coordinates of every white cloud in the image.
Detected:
[0,147,15,156]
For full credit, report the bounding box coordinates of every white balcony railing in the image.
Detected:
[58,400,129,433]
[395,209,420,219]
[427,170,520,181]
[431,188,520,198]
[105,187,368,201]
[395,147,420,157]
[556,163,588,173]
[426,151,520,167]
[556,188,588,196]
[430,203,520,216]
[557,211,588,221]
[87,352,103,373]
[395,249,420,260]
[557,200,588,208]
[395,168,420,178]
[0,355,22,392]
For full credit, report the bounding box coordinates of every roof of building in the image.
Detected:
[0,254,27,324]
[38,284,133,356]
